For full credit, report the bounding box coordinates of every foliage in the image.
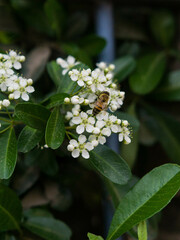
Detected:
[0,1,180,240]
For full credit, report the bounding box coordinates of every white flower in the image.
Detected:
[56,55,79,75]
[118,126,131,144]
[71,111,95,134]
[88,135,99,147]
[3,50,25,70]
[67,135,94,159]
[2,99,10,107]
[71,95,79,104]
[13,84,35,101]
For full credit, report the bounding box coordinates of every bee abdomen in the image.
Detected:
[93,105,102,115]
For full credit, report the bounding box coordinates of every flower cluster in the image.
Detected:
[0,50,35,110]
[58,56,132,159]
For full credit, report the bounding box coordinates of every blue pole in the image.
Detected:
[95,2,122,240]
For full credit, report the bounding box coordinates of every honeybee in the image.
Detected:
[93,91,110,116]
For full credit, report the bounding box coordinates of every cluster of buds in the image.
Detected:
[0,50,35,110]
[57,56,132,159]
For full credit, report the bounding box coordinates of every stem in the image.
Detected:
[0,111,14,114]
[0,125,11,134]
[0,117,12,123]
[65,126,76,130]
[5,108,13,120]
[66,131,71,141]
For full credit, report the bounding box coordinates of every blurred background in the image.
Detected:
[1,0,180,239]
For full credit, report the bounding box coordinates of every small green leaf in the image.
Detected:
[23,216,71,240]
[114,56,136,82]
[152,70,180,101]
[47,61,64,87]
[58,63,89,94]
[43,93,69,109]
[90,145,131,185]
[80,34,106,56]
[138,221,147,240]
[107,164,180,240]
[15,103,50,130]
[87,233,104,240]
[45,107,65,149]
[18,126,43,153]
[150,10,175,47]
[0,184,22,232]
[0,127,17,179]
[129,52,166,94]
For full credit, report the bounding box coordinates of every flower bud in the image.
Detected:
[64,97,70,103]
[2,99,10,107]
[67,144,74,152]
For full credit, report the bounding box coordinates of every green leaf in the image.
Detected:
[0,184,22,232]
[15,103,50,130]
[113,56,136,82]
[90,145,131,185]
[45,107,65,149]
[44,0,65,38]
[18,126,43,153]
[152,70,180,101]
[24,208,53,219]
[87,233,104,240]
[43,93,69,109]
[58,63,89,94]
[24,216,71,240]
[80,35,106,56]
[138,221,147,240]
[150,10,175,47]
[47,61,64,87]
[107,164,180,240]
[0,127,17,179]
[142,104,180,163]
[129,52,166,94]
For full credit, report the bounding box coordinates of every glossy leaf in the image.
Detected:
[129,52,166,94]
[24,216,71,240]
[15,103,50,130]
[0,184,22,232]
[152,70,180,101]
[18,126,43,153]
[43,93,69,109]
[90,145,131,185]
[45,107,65,149]
[138,221,147,240]
[107,164,180,240]
[114,56,136,82]
[87,233,104,240]
[142,104,180,163]
[58,63,89,94]
[47,61,64,87]
[0,127,17,179]
[80,34,106,56]
[150,10,175,47]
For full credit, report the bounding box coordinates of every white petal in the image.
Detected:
[76,125,85,134]
[62,69,68,75]
[13,90,20,99]
[125,135,131,144]
[118,133,123,142]
[88,135,96,142]
[25,86,34,93]
[85,142,94,151]
[81,112,87,119]
[72,117,82,124]
[88,117,95,124]
[72,149,80,158]
[96,120,105,129]
[111,125,119,133]
[70,139,78,147]
[82,149,89,159]
[101,127,111,137]
[13,61,21,70]
[67,55,75,65]
[86,124,94,133]
[67,144,74,151]
[77,80,84,87]
[21,92,29,101]
[98,136,106,144]
[78,135,86,144]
